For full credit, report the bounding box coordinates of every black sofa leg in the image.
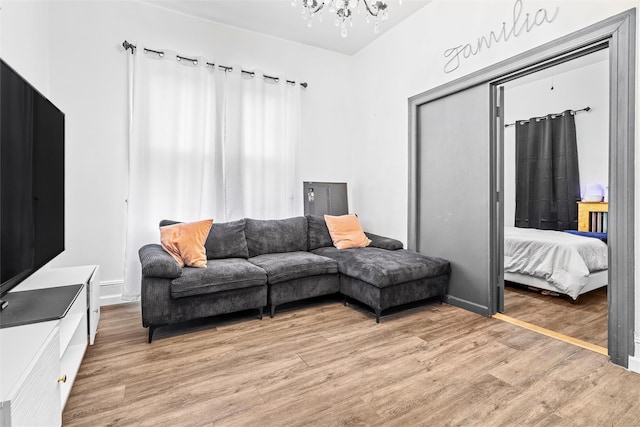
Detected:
[270,304,276,318]
[375,308,381,324]
[258,306,264,320]
[148,325,159,343]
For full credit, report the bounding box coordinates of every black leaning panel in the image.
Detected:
[0,284,83,328]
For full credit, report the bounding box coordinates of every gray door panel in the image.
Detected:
[417,84,492,315]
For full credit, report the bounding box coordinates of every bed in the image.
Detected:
[504,227,608,299]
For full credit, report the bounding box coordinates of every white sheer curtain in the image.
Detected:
[223,69,301,220]
[123,45,302,299]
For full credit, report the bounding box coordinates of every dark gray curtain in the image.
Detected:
[514,110,581,230]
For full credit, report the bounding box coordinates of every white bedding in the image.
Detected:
[504,227,608,299]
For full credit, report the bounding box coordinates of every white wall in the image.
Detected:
[0,0,355,302]
[502,58,609,226]
[350,0,639,370]
[0,0,50,94]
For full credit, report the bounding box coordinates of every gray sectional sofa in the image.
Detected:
[139,215,450,342]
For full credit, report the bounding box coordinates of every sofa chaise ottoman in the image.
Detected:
[306,215,450,323]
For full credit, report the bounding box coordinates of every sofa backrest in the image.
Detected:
[245,216,308,257]
[160,218,249,259]
[306,215,334,250]
[205,219,249,259]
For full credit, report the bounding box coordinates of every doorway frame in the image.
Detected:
[408,9,635,367]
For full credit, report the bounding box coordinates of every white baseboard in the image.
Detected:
[99,280,128,306]
[628,355,640,374]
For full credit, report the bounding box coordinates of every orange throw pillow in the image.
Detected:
[324,214,372,250]
[160,219,213,268]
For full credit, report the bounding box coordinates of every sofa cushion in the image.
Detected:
[312,247,450,288]
[306,215,334,250]
[205,219,249,259]
[249,251,338,285]
[170,258,267,299]
[161,219,249,259]
[245,217,308,257]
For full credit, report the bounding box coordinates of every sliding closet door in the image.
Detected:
[416,84,493,315]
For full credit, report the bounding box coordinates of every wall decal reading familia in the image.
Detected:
[443,0,559,74]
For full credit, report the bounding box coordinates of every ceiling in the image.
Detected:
[140,0,432,55]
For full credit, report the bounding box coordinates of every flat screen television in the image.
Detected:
[0,59,65,299]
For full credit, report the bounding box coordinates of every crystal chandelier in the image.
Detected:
[292,0,400,38]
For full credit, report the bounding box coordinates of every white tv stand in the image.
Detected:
[0,265,99,427]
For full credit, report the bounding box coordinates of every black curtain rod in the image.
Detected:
[122,41,308,88]
[504,107,591,128]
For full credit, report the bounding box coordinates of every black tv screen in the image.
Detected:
[0,59,65,297]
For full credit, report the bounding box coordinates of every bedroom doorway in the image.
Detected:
[409,9,635,368]
[486,20,635,367]
[495,47,610,351]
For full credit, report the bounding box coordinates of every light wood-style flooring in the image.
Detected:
[63,298,639,426]
[504,283,608,348]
